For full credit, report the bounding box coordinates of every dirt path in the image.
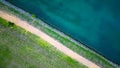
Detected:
[0,11,100,68]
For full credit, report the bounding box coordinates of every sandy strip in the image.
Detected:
[0,11,100,68]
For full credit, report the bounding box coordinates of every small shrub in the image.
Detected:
[32,14,36,18]
[8,21,14,27]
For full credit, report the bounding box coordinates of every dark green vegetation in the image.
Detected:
[0,1,117,68]
[0,17,87,68]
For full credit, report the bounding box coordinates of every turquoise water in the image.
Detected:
[6,0,120,65]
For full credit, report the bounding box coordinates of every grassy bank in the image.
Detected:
[0,17,87,68]
[0,1,117,68]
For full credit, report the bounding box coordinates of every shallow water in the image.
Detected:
[6,0,120,65]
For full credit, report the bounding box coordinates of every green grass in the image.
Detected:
[0,17,87,68]
[0,1,117,68]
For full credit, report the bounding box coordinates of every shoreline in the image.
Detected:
[0,0,118,68]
